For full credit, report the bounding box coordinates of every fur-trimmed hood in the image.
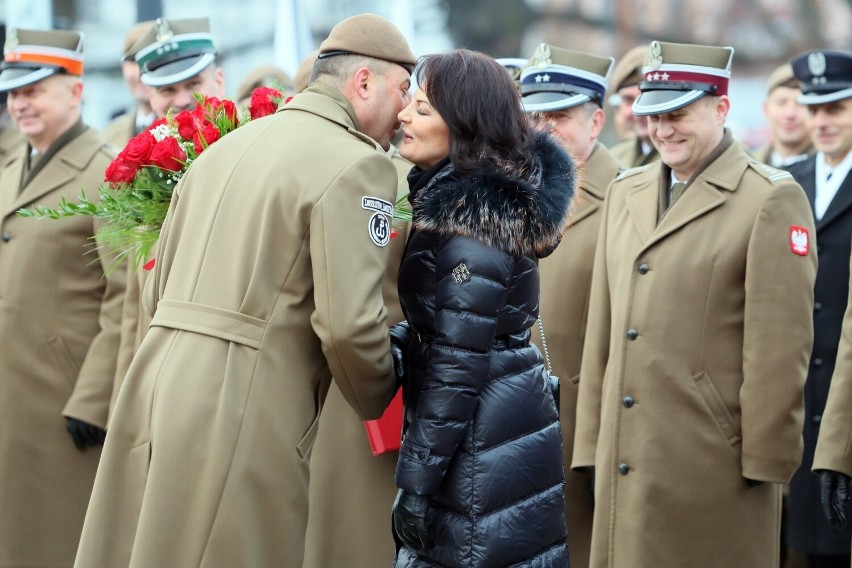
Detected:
[412,132,576,258]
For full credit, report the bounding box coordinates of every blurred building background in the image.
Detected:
[1,0,850,146]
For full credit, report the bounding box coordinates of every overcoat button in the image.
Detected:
[618,463,630,475]
[626,328,638,340]
[1,232,11,243]
[623,396,635,408]
[812,414,822,424]
[813,358,824,367]
[814,302,823,311]
[638,263,649,274]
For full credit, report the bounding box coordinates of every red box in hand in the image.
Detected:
[363,389,403,456]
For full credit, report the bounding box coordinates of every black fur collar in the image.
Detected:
[413,132,576,258]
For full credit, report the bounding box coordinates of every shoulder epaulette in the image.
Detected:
[615,163,653,181]
[747,159,794,183]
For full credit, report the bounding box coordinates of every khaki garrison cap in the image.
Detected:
[318,13,416,73]
[791,50,852,105]
[236,64,294,101]
[520,43,614,112]
[132,17,217,87]
[294,50,319,93]
[122,21,154,62]
[0,28,84,92]
[765,63,797,95]
[632,41,734,116]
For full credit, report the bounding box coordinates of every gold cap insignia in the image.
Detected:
[532,43,552,70]
[155,18,174,43]
[646,41,663,69]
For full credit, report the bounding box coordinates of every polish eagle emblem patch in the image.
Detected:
[790,226,809,256]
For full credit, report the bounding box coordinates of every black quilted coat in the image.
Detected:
[394,132,576,567]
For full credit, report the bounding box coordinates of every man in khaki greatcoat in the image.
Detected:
[0,29,125,567]
[520,43,620,568]
[74,14,415,567]
[573,41,817,568]
[108,17,227,421]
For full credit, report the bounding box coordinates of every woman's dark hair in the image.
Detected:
[416,49,536,176]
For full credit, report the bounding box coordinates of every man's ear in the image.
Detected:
[352,66,372,101]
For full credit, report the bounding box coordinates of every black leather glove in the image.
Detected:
[392,488,433,551]
[389,321,411,380]
[66,417,106,450]
[818,469,852,530]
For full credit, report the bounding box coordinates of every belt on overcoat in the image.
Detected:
[150,299,268,349]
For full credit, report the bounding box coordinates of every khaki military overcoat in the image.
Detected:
[304,149,411,568]
[74,84,398,567]
[609,134,659,169]
[531,142,619,568]
[0,127,124,567]
[573,141,817,568]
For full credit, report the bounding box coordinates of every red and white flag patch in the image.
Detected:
[790,226,809,256]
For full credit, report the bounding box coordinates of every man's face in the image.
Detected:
[763,86,809,149]
[122,60,150,107]
[148,65,225,118]
[8,74,82,151]
[807,98,852,167]
[647,95,729,180]
[358,64,412,150]
[618,84,649,140]
[531,104,603,163]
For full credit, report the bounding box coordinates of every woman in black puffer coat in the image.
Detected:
[390,49,576,568]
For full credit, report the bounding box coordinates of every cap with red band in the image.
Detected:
[632,40,734,116]
[0,28,84,92]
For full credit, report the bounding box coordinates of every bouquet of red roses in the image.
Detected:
[18,87,284,269]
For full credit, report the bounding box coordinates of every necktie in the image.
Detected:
[670,182,687,205]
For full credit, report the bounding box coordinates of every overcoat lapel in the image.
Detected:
[0,152,24,220]
[792,156,816,212]
[11,158,77,216]
[818,172,852,231]
[625,179,658,245]
[647,180,726,251]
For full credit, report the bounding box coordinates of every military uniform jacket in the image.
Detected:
[532,141,620,568]
[787,154,852,555]
[74,84,399,568]
[609,134,659,168]
[0,127,124,567]
[573,141,816,568]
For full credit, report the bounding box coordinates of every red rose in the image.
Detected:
[193,122,221,154]
[119,130,156,169]
[148,136,187,172]
[174,109,209,141]
[217,99,238,124]
[104,156,138,185]
[249,87,282,120]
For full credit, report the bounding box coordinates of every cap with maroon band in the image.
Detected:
[0,28,84,92]
[632,40,734,116]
